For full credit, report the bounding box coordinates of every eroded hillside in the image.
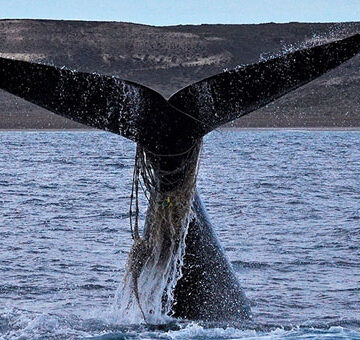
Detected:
[1,19,360,128]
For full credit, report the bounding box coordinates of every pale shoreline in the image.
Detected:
[0,128,94,132]
[1,127,360,132]
[222,127,360,131]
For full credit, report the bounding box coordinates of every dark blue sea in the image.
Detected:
[1,130,359,339]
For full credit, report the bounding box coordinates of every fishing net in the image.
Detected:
[117,140,202,324]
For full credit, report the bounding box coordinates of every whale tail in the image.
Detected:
[168,33,360,134]
[1,33,360,145]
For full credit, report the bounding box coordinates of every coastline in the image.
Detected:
[0,128,96,132]
[1,127,360,132]
[221,126,360,131]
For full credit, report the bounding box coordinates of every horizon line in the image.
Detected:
[0,17,359,27]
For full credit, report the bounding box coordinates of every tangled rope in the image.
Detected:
[125,140,203,323]
[129,142,200,239]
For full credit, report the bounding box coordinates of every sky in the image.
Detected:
[0,0,359,26]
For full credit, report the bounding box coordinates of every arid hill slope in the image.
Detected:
[1,19,360,129]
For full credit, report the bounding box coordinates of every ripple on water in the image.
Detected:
[1,130,360,339]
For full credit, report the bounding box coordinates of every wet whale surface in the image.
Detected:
[1,129,359,339]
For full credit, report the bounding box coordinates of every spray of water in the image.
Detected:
[113,141,202,324]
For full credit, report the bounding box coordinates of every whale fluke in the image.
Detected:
[0,57,198,155]
[1,34,360,146]
[169,33,360,134]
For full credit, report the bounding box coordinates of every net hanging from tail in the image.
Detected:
[119,140,203,324]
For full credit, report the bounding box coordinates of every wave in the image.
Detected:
[2,308,360,340]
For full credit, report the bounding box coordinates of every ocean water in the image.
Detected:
[0,129,359,340]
